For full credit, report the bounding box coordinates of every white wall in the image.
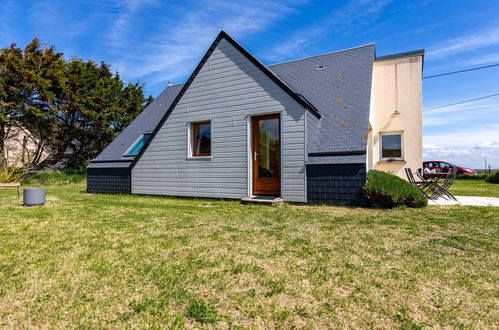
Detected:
[368,55,423,178]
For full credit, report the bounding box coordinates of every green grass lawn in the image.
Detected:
[451,179,499,198]
[0,181,498,328]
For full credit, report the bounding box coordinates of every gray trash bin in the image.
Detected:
[23,188,46,206]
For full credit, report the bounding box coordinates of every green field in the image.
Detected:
[0,180,498,328]
[451,179,499,198]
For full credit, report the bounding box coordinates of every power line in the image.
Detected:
[423,63,499,79]
[423,93,499,112]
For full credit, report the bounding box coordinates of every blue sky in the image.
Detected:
[1,0,498,168]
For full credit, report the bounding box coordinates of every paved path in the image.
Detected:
[429,195,499,207]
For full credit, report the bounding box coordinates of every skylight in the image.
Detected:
[125,133,151,156]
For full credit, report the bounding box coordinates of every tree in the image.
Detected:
[0,38,65,163]
[41,58,152,168]
[0,38,152,169]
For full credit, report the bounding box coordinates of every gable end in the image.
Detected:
[131,31,320,170]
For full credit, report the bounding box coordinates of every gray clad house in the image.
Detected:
[87,31,424,205]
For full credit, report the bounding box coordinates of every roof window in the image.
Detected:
[125,133,151,156]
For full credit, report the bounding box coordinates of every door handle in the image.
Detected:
[253,152,258,161]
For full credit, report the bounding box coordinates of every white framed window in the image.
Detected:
[380,132,403,161]
[188,121,211,157]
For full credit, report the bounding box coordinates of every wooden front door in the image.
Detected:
[252,114,281,196]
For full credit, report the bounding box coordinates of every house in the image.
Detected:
[3,123,49,167]
[87,31,423,205]
[2,123,80,169]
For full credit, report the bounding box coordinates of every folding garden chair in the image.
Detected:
[429,167,457,201]
[405,168,434,199]
[414,168,457,201]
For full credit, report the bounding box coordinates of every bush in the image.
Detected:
[362,170,427,208]
[0,158,29,183]
[458,173,488,180]
[485,171,499,184]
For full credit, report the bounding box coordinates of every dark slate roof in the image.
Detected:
[88,83,183,168]
[269,44,375,155]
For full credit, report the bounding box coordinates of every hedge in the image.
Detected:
[362,170,427,208]
[485,171,499,184]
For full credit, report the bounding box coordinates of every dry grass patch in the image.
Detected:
[0,182,498,328]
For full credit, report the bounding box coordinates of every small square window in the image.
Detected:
[381,133,403,160]
[192,121,211,156]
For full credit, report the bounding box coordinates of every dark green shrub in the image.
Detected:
[457,173,488,180]
[362,170,427,208]
[485,171,499,184]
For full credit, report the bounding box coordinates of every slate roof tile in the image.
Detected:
[268,44,375,154]
[88,83,183,167]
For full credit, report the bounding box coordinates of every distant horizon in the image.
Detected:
[1,0,498,168]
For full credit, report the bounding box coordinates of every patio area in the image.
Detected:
[429,195,499,207]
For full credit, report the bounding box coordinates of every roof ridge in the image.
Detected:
[166,82,184,87]
[158,82,184,93]
[150,82,184,100]
[268,43,376,67]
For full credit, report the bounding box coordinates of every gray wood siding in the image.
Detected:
[306,110,321,153]
[132,38,307,202]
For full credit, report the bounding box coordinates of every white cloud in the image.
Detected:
[111,0,300,84]
[424,124,499,147]
[423,96,499,168]
[423,97,499,126]
[427,27,499,60]
[423,144,471,158]
[109,0,159,48]
[265,0,393,61]
[423,124,499,168]
[463,52,499,66]
[423,142,499,169]
[19,0,298,86]
[475,141,499,149]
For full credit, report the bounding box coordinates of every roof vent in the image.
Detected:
[317,65,326,70]
[167,80,173,86]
